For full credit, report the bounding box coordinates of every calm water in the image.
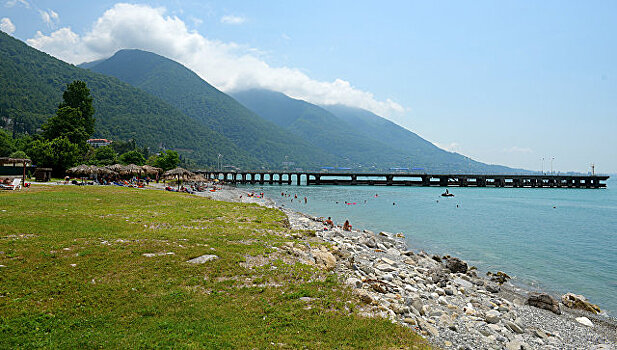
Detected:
[245,178,617,316]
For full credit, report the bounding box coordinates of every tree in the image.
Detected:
[0,129,16,156]
[154,150,180,171]
[58,80,95,137]
[119,150,146,165]
[9,150,28,159]
[28,137,81,176]
[42,106,90,145]
[93,146,118,166]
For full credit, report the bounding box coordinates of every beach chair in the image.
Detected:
[1,178,22,190]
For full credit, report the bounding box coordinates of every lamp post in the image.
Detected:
[217,154,222,172]
[551,157,554,174]
[541,157,545,174]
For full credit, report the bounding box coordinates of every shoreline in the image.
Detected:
[198,184,616,349]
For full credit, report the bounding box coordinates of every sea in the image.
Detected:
[244,177,617,317]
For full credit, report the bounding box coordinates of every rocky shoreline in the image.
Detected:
[198,185,617,350]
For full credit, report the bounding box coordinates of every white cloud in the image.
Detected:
[281,33,291,40]
[26,3,405,117]
[5,0,29,8]
[503,146,533,153]
[39,9,59,28]
[220,15,245,25]
[0,17,15,34]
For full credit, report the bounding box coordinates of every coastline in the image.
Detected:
[197,184,616,349]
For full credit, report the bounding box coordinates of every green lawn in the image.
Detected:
[0,186,429,349]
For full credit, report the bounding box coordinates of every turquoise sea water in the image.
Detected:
[245,178,617,316]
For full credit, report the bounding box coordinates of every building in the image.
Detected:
[87,138,113,148]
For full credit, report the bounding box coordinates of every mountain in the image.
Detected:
[83,49,334,169]
[323,105,521,173]
[233,89,523,173]
[231,89,410,169]
[0,31,258,168]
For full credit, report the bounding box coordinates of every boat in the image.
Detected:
[441,189,454,197]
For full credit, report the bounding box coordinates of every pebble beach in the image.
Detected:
[197,185,616,349]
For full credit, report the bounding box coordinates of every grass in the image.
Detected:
[0,186,430,349]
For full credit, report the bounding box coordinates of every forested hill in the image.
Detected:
[0,31,258,168]
[83,49,335,169]
[323,105,524,174]
[231,89,413,169]
[233,89,524,174]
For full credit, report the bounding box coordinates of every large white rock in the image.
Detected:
[187,254,218,264]
[485,309,501,324]
[575,316,594,327]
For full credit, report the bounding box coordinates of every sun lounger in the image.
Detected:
[1,178,22,190]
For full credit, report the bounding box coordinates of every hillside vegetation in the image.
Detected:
[84,49,335,169]
[0,32,258,168]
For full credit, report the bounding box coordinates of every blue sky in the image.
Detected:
[2,1,616,173]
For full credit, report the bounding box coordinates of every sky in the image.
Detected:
[1,1,616,173]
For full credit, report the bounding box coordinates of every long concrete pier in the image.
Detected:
[197,171,609,188]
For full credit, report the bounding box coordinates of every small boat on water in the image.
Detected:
[441,189,454,197]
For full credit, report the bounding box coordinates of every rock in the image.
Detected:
[533,329,548,340]
[410,299,424,315]
[505,340,523,350]
[445,256,468,273]
[429,267,449,286]
[487,271,511,284]
[186,254,216,263]
[418,319,440,337]
[403,317,417,326]
[346,277,362,288]
[375,264,396,272]
[505,320,524,334]
[312,249,337,271]
[371,282,387,294]
[385,248,400,256]
[561,292,601,314]
[355,289,374,304]
[453,277,473,290]
[485,282,500,293]
[485,309,501,324]
[575,316,594,327]
[526,293,561,315]
[144,252,175,258]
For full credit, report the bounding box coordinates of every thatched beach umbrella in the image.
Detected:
[106,164,126,173]
[67,164,93,177]
[122,164,143,177]
[163,167,195,190]
[141,165,163,177]
[95,167,118,177]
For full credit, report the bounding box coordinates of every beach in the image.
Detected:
[200,184,617,349]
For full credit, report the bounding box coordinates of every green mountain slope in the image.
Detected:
[232,89,412,169]
[84,49,334,169]
[323,104,524,174]
[0,32,258,168]
[233,88,523,173]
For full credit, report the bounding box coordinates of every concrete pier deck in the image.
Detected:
[197,171,609,188]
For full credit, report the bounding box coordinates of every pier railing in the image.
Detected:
[195,171,609,189]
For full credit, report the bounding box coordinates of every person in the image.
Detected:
[304,197,307,204]
[325,217,334,227]
[343,219,351,231]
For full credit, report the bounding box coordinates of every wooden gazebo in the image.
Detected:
[0,157,32,185]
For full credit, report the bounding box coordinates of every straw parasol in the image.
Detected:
[95,167,118,177]
[67,164,94,177]
[163,167,195,190]
[106,164,126,173]
[141,165,163,177]
[121,164,143,177]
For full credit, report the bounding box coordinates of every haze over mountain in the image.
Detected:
[232,89,523,173]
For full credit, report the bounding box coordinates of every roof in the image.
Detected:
[87,139,112,142]
[0,157,32,164]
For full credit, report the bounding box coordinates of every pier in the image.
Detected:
[197,171,609,188]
